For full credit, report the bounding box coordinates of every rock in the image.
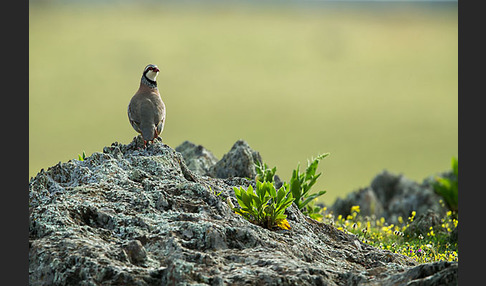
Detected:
[404,210,442,238]
[379,261,458,286]
[124,240,148,265]
[175,140,263,181]
[331,187,385,219]
[29,136,456,285]
[331,170,448,224]
[209,140,262,179]
[385,172,446,224]
[175,140,219,177]
[370,170,402,206]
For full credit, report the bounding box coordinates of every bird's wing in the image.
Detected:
[127,103,142,133]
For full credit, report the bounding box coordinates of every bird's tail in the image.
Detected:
[140,123,156,142]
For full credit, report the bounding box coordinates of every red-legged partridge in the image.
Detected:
[128,64,166,147]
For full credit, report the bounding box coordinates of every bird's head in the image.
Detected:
[143,64,160,82]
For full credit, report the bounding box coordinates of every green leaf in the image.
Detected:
[254,161,277,183]
[233,187,245,206]
[268,182,277,198]
[275,213,287,220]
[304,173,321,192]
[233,186,241,196]
[315,153,330,161]
[276,201,293,215]
[266,166,277,182]
[304,190,326,202]
[304,153,329,179]
[436,177,451,190]
[452,157,458,177]
[276,187,286,205]
[255,181,268,204]
[234,209,254,221]
[77,150,86,161]
[253,195,262,208]
[307,212,323,220]
[305,160,319,180]
[315,190,327,197]
[290,170,302,201]
[264,204,274,215]
[241,190,253,209]
[276,194,294,214]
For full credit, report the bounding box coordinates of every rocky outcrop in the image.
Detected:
[209,140,263,179]
[29,137,457,285]
[175,141,218,177]
[404,210,443,238]
[331,170,448,224]
[174,139,262,180]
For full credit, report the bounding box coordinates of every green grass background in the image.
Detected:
[29,1,458,204]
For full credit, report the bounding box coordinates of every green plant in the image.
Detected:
[289,153,329,219]
[324,206,458,264]
[304,202,325,221]
[255,160,277,183]
[433,157,458,213]
[232,181,294,230]
[78,151,86,161]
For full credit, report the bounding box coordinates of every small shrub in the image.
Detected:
[289,153,329,219]
[232,181,294,230]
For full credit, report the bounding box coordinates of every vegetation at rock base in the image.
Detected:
[250,154,458,264]
[320,205,458,264]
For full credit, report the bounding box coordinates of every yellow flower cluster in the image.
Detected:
[320,206,458,264]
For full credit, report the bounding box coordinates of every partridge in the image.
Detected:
[128,64,166,147]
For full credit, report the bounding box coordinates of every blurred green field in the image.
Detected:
[29,2,457,204]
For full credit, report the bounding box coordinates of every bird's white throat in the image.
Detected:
[145,70,159,82]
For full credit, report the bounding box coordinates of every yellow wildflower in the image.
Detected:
[275,218,292,230]
[409,211,416,222]
[398,216,403,224]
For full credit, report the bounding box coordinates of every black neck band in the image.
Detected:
[142,75,157,88]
